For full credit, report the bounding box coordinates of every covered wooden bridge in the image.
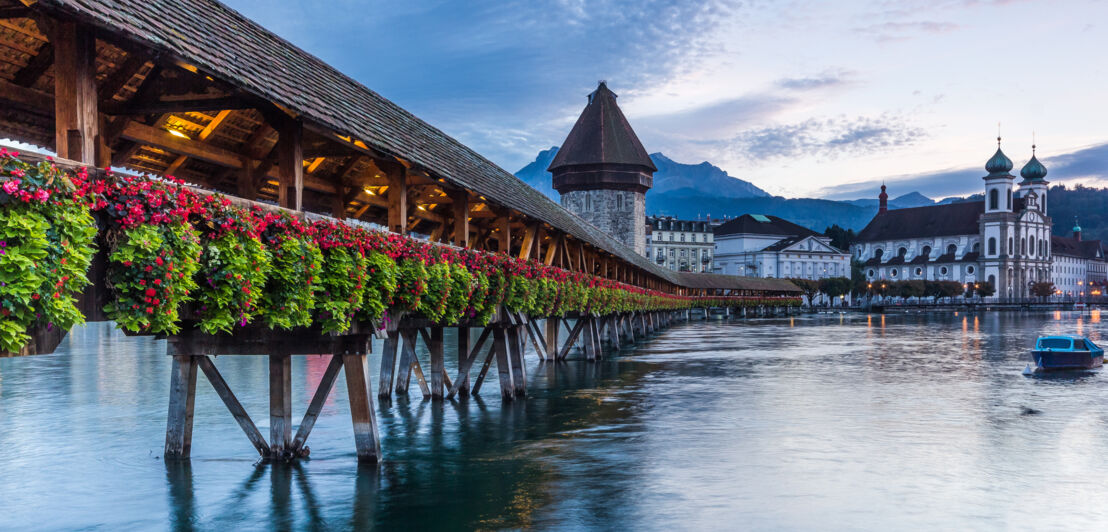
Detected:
[0,0,799,463]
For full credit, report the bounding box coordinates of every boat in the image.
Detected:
[1031,336,1104,370]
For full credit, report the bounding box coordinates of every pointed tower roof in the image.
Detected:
[548,82,657,172]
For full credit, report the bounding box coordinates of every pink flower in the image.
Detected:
[2,180,19,195]
[34,189,49,203]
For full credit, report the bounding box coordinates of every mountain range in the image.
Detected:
[514,148,1108,243]
[514,147,930,232]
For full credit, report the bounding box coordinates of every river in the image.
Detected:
[1,311,1107,530]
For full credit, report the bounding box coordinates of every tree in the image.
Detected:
[823,224,857,251]
[1030,281,1055,301]
[787,278,821,306]
[819,276,851,305]
[976,281,995,298]
[938,281,964,301]
[850,260,868,297]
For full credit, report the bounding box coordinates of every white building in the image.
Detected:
[713,214,850,281]
[1050,221,1106,298]
[645,216,714,272]
[852,139,1053,299]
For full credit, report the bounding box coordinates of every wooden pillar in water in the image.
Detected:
[492,327,515,400]
[583,318,599,361]
[507,326,527,396]
[342,354,382,462]
[608,316,621,351]
[165,356,198,459]
[457,327,471,395]
[544,319,559,361]
[269,354,293,455]
[378,329,399,399]
[430,327,445,399]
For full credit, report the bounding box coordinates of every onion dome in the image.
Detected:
[1074,219,1082,233]
[985,137,1013,177]
[1020,145,1048,182]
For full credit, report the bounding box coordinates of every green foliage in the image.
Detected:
[106,223,201,334]
[0,207,50,351]
[441,263,473,325]
[786,277,821,305]
[360,251,397,320]
[1030,281,1055,299]
[503,275,534,313]
[195,232,270,334]
[468,271,492,324]
[823,224,857,251]
[818,277,851,300]
[316,246,367,333]
[419,262,452,322]
[260,235,323,329]
[394,259,427,312]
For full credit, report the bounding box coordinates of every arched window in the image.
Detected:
[874,248,884,260]
[988,237,997,255]
[989,189,999,210]
[898,247,907,257]
[1021,238,1026,255]
[1008,237,1013,255]
[1007,190,1012,210]
[921,245,931,257]
[988,274,996,288]
[973,242,980,252]
[947,244,957,256]
[1028,235,1035,256]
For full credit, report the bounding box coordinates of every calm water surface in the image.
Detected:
[2,312,1108,530]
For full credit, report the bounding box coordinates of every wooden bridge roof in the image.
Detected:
[0,0,793,295]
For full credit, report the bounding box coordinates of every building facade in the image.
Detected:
[1050,222,1107,298]
[852,139,1053,299]
[713,214,850,281]
[549,82,655,255]
[645,216,714,272]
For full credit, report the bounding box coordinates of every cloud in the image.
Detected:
[854,20,960,42]
[718,114,926,162]
[816,142,1108,200]
[775,70,853,91]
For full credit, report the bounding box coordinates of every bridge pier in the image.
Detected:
[163,324,379,463]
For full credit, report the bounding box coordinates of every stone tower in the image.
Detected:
[548,82,656,254]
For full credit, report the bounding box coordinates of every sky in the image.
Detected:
[214,1,1106,199]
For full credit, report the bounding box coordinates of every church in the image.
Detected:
[851,138,1052,299]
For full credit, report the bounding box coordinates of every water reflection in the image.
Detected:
[3,314,1108,528]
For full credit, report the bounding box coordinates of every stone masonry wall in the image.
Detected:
[561,189,645,255]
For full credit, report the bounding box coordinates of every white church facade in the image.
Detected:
[852,139,1052,299]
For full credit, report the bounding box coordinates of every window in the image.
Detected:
[1029,235,1035,256]
[617,195,623,211]
[921,245,931,257]
[1008,237,1013,255]
[898,247,907,257]
[988,238,996,255]
[989,189,999,210]
[947,244,957,255]
[890,268,898,278]
[915,267,923,276]
[967,266,975,274]
[940,266,948,275]
[586,194,591,210]
[868,269,875,278]
[1021,238,1026,255]
[1007,190,1012,210]
[874,248,884,260]
[973,242,980,252]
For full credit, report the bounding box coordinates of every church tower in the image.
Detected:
[1019,144,1049,214]
[979,137,1017,297]
[548,82,656,254]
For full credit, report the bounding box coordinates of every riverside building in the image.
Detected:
[645,216,714,272]
[852,138,1053,299]
[712,214,850,280]
[1050,221,1107,298]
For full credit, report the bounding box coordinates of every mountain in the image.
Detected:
[514,147,771,203]
[844,191,935,210]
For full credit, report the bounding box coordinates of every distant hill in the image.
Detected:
[514,147,770,204]
[845,191,935,210]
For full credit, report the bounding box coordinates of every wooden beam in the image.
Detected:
[496,212,512,255]
[164,355,198,459]
[387,167,407,234]
[343,353,382,463]
[53,21,99,163]
[518,224,538,261]
[0,78,52,113]
[290,354,344,454]
[198,109,231,140]
[0,6,31,18]
[102,95,252,116]
[450,190,470,247]
[544,234,562,266]
[269,354,293,454]
[197,355,269,457]
[98,54,147,103]
[12,41,51,87]
[276,118,303,210]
